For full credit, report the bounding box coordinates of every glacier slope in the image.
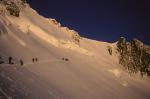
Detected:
[0,4,150,99]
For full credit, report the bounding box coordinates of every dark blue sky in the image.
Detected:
[27,0,150,44]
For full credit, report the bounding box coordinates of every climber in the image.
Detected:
[65,58,69,61]
[20,59,24,66]
[32,58,35,63]
[8,56,13,64]
[62,58,69,62]
[62,58,65,61]
[0,56,4,64]
[35,58,38,62]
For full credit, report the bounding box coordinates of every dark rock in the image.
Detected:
[6,2,20,17]
[21,0,26,3]
[0,0,27,17]
[117,37,150,77]
[107,46,112,55]
[71,30,81,44]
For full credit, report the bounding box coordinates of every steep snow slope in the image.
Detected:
[0,2,150,99]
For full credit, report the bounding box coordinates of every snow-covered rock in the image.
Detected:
[117,37,150,76]
[0,1,150,99]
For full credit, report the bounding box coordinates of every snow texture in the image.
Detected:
[0,2,150,99]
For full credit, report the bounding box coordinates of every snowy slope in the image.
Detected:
[0,1,150,99]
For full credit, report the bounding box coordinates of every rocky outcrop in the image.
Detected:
[48,18,81,44]
[107,46,112,55]
[21,0,26,3]
[6,2,20,17]
[0,0,26,17]
[70,30,81,44]
[117,37,150,77]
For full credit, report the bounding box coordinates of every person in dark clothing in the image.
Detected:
[35,58,38,62]
[62,58,69,61]
[8,56,13,64]
[20,59,24,66]
[32,58,35,63]
[65,58,69,61]
[0,56,4,64]
[62,58,65,61]
[0,61,4,64]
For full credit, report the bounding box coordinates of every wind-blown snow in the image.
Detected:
[4,11,94,55]
[10,30,26,47]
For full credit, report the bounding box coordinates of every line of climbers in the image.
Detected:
[0,56,38,66]
[0,56,69,66]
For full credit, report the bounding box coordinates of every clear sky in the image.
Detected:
[26,0,150,44]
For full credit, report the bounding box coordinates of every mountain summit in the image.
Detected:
[0,1,150,99]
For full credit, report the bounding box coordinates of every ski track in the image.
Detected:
[0,58,65,67]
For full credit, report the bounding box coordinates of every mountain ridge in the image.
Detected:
[0,0,150,99]
[0,0,149,76]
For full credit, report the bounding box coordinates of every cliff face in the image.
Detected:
[117,37,150,77]
[0,0,26,17]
